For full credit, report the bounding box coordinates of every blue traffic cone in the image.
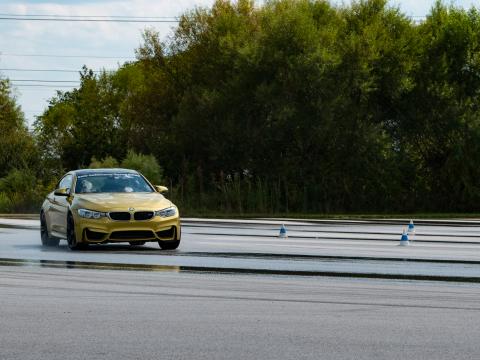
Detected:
[279,224,288,238]
[399,228,409,246]
[407,219,415,237]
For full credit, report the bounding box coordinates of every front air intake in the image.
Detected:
[110,230,156,240]
[156,227,176,240]
[85,229,107,241]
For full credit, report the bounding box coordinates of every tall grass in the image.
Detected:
[169,174,296,216]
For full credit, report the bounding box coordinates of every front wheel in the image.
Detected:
[158,227,180,250]
[40,212,60,247]
[67,213,87,250]
[158,239,180,250]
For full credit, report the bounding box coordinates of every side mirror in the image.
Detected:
[54,188,70,196]
[154,185,168,194]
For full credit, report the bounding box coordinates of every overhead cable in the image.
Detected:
[11,79,80,83]
[0,68,109,73]
[0,13,179,19]
[14,84,75,87]
[0,53,135,59]
[0,16,179,23]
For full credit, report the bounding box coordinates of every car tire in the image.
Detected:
[67,213,87,250]
[40,212,60,247]
[158,229,181,250]
[129,241,146,246]
[158,239,180,250]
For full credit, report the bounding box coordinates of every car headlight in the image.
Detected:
[77,209,107,219]
[154,207,177,218]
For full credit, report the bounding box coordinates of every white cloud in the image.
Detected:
[0,0,214,125]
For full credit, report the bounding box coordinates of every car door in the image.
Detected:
[50,174,74,236]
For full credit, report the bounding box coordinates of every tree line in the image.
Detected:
[2,0,480,215]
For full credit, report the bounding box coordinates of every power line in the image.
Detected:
[11,79,80,83]
[15,88,68,92]
[0,13,180,19]
[0,12,430,20]
[14,84,76,88]
[0,16,179,23]
[0,68,110,73]
[0,53,135,59]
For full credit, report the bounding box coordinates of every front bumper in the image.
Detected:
[73,213,181,244]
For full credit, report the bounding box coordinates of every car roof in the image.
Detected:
[71,168,140,176]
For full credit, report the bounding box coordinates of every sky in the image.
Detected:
[0,0,478,127]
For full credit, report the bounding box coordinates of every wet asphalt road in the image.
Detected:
[2,218,480,359]
[3,218,480,279]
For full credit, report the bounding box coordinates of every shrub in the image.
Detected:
[89,156,119,168]
[0,168,48,213]
[0,192,12,213]
[121,150,163,184]
[0,168,36,193]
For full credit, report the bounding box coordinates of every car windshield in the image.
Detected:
[74,173,154,194]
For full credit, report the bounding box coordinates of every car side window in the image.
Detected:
[58,175,73,191]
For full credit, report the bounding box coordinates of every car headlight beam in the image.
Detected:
[154,207,177,218]
[78,208,107,219]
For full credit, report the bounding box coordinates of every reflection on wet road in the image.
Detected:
[3,218,480,280]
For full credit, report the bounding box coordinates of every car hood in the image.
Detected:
[72,192,174,212]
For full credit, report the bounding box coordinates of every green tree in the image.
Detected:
[35,67,124,170]
[29,0,480,215]
[399,2,480,210]
[0,78,38,177]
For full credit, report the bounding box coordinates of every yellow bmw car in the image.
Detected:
[40,168,181,250]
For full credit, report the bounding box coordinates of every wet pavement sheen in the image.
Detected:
[2,218,480,280]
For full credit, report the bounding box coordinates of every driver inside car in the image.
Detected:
[80,179,94,193]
